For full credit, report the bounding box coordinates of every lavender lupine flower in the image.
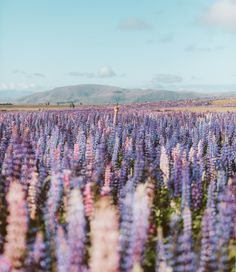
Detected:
[4,182,28,269]
[181,155,191,210]
[189,145,203,210]
[90,198,120,272]
[165,214,181,269]
[155,227,173,272]
[56,226,70,272]
[85,134,94,179]
[2,143,14,189]
[160,146,169,187]
[198,208,218,272]
[171,144,182,197]
[206,179,216,212]
[217,176,236,271]
[119,189,134,271]
[44,174,63,238]
[112,132,121,167]
[67,188,86,271]
[132,184,150,266]
[20,128,37,187]
[216,170,227,196]
[175,207,195,272]
[31,232,47,270]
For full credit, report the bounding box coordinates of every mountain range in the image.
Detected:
[1,84,236,105]
[16,84,207,104]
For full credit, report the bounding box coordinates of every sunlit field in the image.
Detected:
[0,102,235,271]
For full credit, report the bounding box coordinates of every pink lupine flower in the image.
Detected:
[0,255,11,272]
[101,163,112,196]
[83,182,94,219]
[27,172,39,220]
[4,182,28,269]
[63,169,71,189]
[90,198,120,272]
[85,135,93,179]
[73,143,80,161]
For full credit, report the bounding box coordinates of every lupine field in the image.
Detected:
[0,107,235,272]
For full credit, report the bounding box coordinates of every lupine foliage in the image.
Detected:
[0,109,235,271]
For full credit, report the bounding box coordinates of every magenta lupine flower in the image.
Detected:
[90,198,120,272]
[67,188,86,271]
[4,182,28,269]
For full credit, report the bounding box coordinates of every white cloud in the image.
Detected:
[97,65,116,78]
[13,70,46,78]
[151,74,183,84]
[68,72,96,78]
[118,18,154,30]
[204,0,236,32]
[0,82,36,90]
[68,66,117,78]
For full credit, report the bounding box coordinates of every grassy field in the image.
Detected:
[2,98,236,112]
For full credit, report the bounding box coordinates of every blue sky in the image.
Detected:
[0,0,236,92]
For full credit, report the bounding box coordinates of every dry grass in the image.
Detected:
[211,98,236,106]
[163,106,236,113]
[2,99,236,113]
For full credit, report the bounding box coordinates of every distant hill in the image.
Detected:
[0,90,35,103]
[18,84,208,104]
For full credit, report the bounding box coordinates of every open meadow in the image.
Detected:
[0,100,235,271]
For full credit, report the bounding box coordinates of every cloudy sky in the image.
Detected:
[0,0,236,92]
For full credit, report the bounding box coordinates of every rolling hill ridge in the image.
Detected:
[18,84,207,104]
